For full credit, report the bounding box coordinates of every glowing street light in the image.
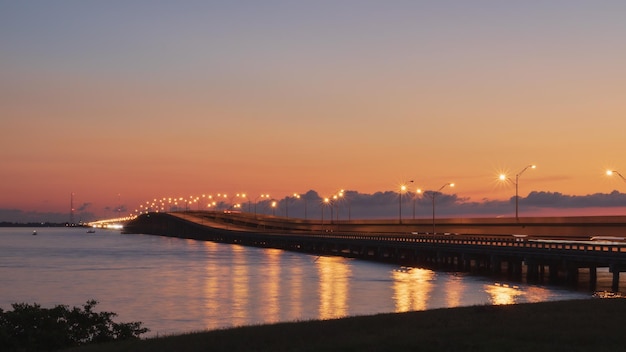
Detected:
[413,188,423,220]
[399,181,413,224]
[607,170,626,183]
[336,189,351,221]
[236,193,249,212]
[334,190,345,222]
[285,193,300,218]
[327,196,335,224]
[215,193,228,210]
[500,164,536,221]
[303,192,309,220]
[322,197,330,226]
[431,183,454,235]
[254,194,270,217]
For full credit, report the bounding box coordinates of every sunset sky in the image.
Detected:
[2,1,626,222]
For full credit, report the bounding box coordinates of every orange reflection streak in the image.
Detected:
[484,283,523,305]
[203,241,221,330]
[392,267,435,312]
[261,248,282,323]
[288,263,303,318]
[523,286,551,303]
[316,256,350,320]
[444,275,465,307]
[231,245,249,326]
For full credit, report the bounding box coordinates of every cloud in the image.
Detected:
[77,203,92,211]
[263,189,626,220]
[104,205,127,213]
[524,190,626,208]
[3,189,626,223]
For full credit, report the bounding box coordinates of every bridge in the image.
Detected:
[123,211,626,291]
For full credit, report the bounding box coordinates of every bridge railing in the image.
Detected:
[280,231,626,254]
[169,211,626,254]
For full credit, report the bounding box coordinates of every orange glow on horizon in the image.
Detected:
[3,3,626,222]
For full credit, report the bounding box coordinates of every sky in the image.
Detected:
[2,1,626,223]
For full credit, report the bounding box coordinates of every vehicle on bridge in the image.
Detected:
[590,236,625,243]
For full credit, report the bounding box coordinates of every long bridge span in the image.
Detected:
[123,211,626,291]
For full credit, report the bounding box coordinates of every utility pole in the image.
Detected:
[70,192,75,225]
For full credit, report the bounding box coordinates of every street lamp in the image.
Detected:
[236,193,249,212]
[254,194,270,217]
[215,193,228,210]
[285,193,300,218]
[413,188,423,220]
[607,170,626,183]
[337,189,351,221]
[500,164,536,221]
[399,181,413,224]
[336,190,345,221]
[432,183,454,235]
[303,193,309,220]
[322,197,330,227]
[328,196,335,224]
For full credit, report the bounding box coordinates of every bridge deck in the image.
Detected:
[124,211,626,291]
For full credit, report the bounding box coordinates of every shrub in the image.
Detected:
[0,300,148,351]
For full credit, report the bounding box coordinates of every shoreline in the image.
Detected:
[66,298,626,352]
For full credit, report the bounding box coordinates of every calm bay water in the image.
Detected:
[0,227,595,336]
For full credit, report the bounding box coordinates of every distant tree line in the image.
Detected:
[0,300,148,351]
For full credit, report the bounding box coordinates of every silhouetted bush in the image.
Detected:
[0,300,148,351]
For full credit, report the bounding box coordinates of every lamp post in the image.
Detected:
[303,193,308,219]
[204,195,214,211]
[339,189,351,221]
[607,170,626,183]
[322,197,330,229]
[399,181,413,224]
[236,193,249,212]
[254,194,270,218]
[500,164,536,221]
[413,188,422,220]
[215,193,228,211]
[235,193,248,212]
[285,193,300,218]
[432,183,454,235]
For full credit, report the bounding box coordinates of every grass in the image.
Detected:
[64,298,626,352]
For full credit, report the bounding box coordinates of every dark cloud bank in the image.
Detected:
[3,190,626,224]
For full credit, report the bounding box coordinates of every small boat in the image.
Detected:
[32,230,37,236]
[86,229,96,233]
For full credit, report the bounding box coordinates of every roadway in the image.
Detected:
[124,211,626,291]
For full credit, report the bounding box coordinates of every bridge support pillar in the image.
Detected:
[549,263,560,283]
[589,266,597,291]
[526,260,539,283]
[610,264,621,292]
[490,256,502,274]
[464,257,471,272]
[565,265,579,285]
[512,259,522,279]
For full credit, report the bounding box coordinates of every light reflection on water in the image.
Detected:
[392,267,434,312]
[317,256,350,319]
[485,283,523,305]
[0,227,594,336]
[445,275,464,307]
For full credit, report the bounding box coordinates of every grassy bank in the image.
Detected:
[65,298,626,352]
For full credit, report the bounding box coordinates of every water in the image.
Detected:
[0,227,595,337]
